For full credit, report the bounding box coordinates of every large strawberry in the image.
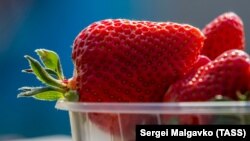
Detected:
[72,19,204,103]
[201,12,245,60]
[71,19,204,140]
[163,49,250,124]
[18,19,204,141]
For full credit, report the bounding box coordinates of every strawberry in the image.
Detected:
[72,19,204,140]
[18,19,204,141]
[182,55,211,77]
[162,55,211,125]
[165,49,250,102]
[191,55,211,71]
[201,12,245,60]
[72,19,204,103]
[162,49,250,124]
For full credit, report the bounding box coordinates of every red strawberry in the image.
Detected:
[18,19,204,141]
[71,19,204,140]
[191,55,211,71]
[72,19,204,103]
[162,49,250,124]
[162,55,211,125]
[201,12,245,60]
[165,49,250,102]
[183,55,211,77]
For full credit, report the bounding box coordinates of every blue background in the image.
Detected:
[0,0,250,139]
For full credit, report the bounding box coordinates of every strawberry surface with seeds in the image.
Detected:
[72,19,204,103]
[182,55,211,78]
[201,12,245,60]
[161,55,211,125]
[163,50,250,125]
[164,49,250,102]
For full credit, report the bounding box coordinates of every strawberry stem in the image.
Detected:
[65,90,79,101]
[18,49,79,102]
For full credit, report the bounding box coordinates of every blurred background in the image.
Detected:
[0,0,250,140]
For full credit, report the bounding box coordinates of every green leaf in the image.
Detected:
[22,68,58,78]
[18,86,33,91]
[34,91,64,101]
[21,69,33,73]
[24,55,66,89]
[35,49,64,80]
[18,86,64,101]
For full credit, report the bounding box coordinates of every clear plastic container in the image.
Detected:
[55,100,250,141]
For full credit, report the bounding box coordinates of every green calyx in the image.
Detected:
[18,49,78,102]
[210,91,250,102]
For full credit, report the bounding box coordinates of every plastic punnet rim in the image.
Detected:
[55,100,250,114]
